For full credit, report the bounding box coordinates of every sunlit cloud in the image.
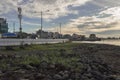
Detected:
[60,6,120,36]
[0,0,92,20]
[0,0,120,37]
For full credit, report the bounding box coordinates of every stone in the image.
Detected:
[54,74,63,80]
[49,64,55,69]
[20,64,35,70]
[35,73,46,80]
[20,79,29,80]
[14,69,26,74]
[0,70,2,74]
[105,76,116,80]
[40,61,49,68]
[116,77,120,80]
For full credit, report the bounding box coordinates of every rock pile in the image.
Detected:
[0,44,120,80]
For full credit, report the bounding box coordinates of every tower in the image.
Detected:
[18,7,22,38]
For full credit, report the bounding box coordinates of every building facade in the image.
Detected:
[36,30,49,38]
[0,18,8,34]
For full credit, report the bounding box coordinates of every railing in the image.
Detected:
[0,39,69,46]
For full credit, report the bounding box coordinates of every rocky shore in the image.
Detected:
[0,43,120,80]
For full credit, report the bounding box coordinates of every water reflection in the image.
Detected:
[72,40,120,46]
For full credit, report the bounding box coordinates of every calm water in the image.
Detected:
[72,40,120,46]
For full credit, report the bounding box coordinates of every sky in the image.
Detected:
[0,0,120,37]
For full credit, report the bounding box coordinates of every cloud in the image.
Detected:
[60,6,120,36]
[45,6,120,36]
[23,21,41,26]
[0,0,92,20]
[92,0,120,7]
[0,0,120,37]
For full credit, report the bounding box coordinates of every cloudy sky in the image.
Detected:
[0,0,120,37]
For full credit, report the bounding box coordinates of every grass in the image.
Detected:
[0,42,120,72]
[0,42,83,70]
[27,42,78,51]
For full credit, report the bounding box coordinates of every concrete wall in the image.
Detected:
[0,39,69,46]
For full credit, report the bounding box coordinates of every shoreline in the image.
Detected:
[72,40,120,46]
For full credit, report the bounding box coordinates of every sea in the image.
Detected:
[72,40,120,46]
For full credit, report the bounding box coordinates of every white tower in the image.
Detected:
[18,7,22,38]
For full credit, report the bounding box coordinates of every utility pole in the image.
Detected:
[33,10,50,38]
[60,23,61,34]
[40,11,43,38]
[56,26,58,32]
[60,23,62,38]
[18,7,22,38]
[13,22,15,33]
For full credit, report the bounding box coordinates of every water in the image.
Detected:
[72,40,120,46]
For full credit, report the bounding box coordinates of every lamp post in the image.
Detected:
[18,7,22,38]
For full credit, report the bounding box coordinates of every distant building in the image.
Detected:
[72,34,79,39]
[72,34,86,40]
[88,34,101,41]
[53,32,60,39]
[79,35,86,40]
[89,34,97,39]
[63,34,71,39]
[29,33,38,39]
[2,33,17,38]
[36,30,48,38]
[48,32,54,39]
[0,18,8,34]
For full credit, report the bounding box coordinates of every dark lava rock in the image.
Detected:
[53,74,63,80]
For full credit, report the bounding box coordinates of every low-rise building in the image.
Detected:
[36,30,48,38]
[88,34,101,41]
[53,32,60,39]
[63,34,71,39]
[48,32,54,39]
[89,34,97,39]
[72,34,86,40]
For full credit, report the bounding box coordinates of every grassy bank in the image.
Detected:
[0,43,120,71]
[0,43,120,80]
[0,43,80,69]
